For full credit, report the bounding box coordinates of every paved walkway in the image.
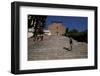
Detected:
[28,35,87,61]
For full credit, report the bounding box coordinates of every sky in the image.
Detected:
[45,15,88,32]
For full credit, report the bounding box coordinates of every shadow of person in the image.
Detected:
[63,47,71,51]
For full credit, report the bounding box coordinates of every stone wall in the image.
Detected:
[48,22,66,36]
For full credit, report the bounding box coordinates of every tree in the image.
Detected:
[66,27,69,33]
[69,28,78,33]
[64,27,69,36]
[33,16,47,41]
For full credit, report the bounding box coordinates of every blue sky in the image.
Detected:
[45,16,88,32]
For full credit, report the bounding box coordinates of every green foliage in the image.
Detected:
[64,27,69,36]
[69,28,79,33]
[64,28,87,43]
[66,28,69,33]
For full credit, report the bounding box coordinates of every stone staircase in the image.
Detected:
[28,35,87,61]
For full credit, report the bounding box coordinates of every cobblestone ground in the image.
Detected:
[28,35,87,61]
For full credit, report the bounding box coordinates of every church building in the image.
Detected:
[48,21,66,36]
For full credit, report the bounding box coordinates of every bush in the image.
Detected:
[64,28,88,43]
[68,32,87,43]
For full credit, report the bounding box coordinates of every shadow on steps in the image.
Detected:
[63,47,71,51]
